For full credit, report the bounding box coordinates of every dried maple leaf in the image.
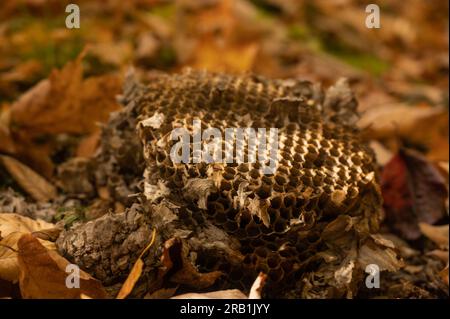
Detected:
[381,148,448,240]
[10,52,121,136]
[17,234,107,299]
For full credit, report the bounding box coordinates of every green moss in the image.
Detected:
[287,24,323,52]
[314,34,390,76]
[149,3,176,20]
[158,45,177,68]
[21,36,84,75]
[55,206,87,228]
[329,49,389,76]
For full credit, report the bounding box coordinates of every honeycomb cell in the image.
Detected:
[134,69,382,294]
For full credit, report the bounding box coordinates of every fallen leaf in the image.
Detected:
[0,213,56,283]
[0,106,15,154]
[439,265,448,286]
[0,155,57,202]
[381,148,448,240]
[248,272,266,299]
[17,234,107,299]
[116,228,156,299]
[145,287,178,299]
[171,289,247,299]
[427,250,449,263]
[171,272,266,299]
[10,51,121,136]
[419,223,449,249]
[76,130,101,158]
[369,140,394,166]
[358,240,403,272]
[0,213,54,238]
[0,232,55,283]
[359,105,449,161]
[163,238,222,290]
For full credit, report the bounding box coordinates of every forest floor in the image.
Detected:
[0,0,448,299]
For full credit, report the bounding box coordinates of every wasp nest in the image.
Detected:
[137,70,385,292]
[57,69,397,298]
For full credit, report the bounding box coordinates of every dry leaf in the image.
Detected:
[369,140,394,166]
[0,232,55,283]
[145,287,178,299]
[0,213,54,238]
[10,51,121,136]
[0,213,56,283]
[439,265,448,286]
[172,273,266,299]
[165,238,222,289]
[0,155,57,202]
[419,223,449,249]
[171,289,247,299]
[359,105,448,161]
[116,229,156,299]
[248,272,266,299]
[0,106,15,154]
[76,130,101,158]
[381,148,448,240]
[192,41,259,73]
[17,234,107,299]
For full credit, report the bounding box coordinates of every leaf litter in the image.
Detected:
[0,0,448,299]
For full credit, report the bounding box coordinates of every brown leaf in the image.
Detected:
[116,229,156,299]
[419,223,449,249]
[171,273,266,299]
[171,289,247,299]
[0,212,56,283]
[163,238,222,290]
[248,272,266,299]
[359,105,449,161]
[0,232,55,283]
[0,106,15,154]
[76,130,101,158]
[10,51,121,136]
[439,265,448,286]
[381,148,448,240]
[369,141,393,166]
[17,234,107,299]
[0,155,57,202]
[0,213,54,238]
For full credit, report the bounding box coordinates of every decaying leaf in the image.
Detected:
[116,229,157,299]
[171,289,247,299]
[0,155,57,202]
[359,105,449,161]
[439,265,449,286]
[163,238,222,290]
[17,234,107,299]
[0,213,54,238]
[0,232,55,283]
[381,148,448,240]
[0,213,56,283]
[419,223,449,249]
[171,272,266,299]
[248,272,266,299]
[10,51,121,136]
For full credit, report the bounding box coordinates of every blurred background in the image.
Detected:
[0,0,448,298]
[0,0,448,169]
